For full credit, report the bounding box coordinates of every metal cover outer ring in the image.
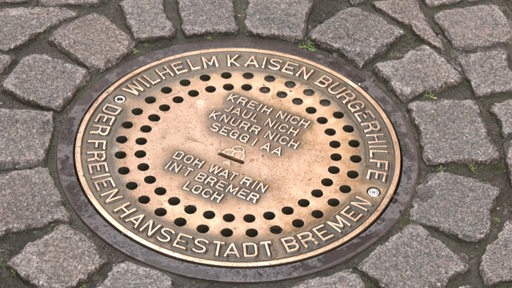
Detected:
[57,38,418,282]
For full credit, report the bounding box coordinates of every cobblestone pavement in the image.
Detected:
[0,0,511,287]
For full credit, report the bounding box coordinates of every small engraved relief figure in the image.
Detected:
[218,146,246,164]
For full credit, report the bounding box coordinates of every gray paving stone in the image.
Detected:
[245,0,313,42]
[310,8,403,68]
[39,0,100,5]
[0,109,53,170]
[491,100,512,137]
[459,49,512,97]
[411,173,499,242]
[98,262,173,288]
[293,270,364,288]
[409,100,499,165]
[3,54,88,111]
[375,0,442,49]
[9,225,104,288]
[120,0,175,41]
[425,0,460,7]
[359,225,468,288]
[349,0,365,4]
[480,221,512,285]
[0,7,76,52]
[506,141,512,185]
[0,168,68,237]
[50,14,134,71]
[435,5,511,51]
[0,54,13,74]
[376,46,461,102]
[178,0,237,37]
[0,0,28,2]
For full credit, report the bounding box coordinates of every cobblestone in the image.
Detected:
[310,8,403,67]
[409,100,499,165]
[506,141,512,185]
[178,0,237,37]
[0,109,53,170]
[245,0,313,42]
[98,262,173,288]
[0,53,13,74]
[121,0,175,41]
[376,45,461,102]
[435,5,511,51]
[0,168,68,237]
[359,225,467,287]
[374,0,442,49]
[425,0,460,7]
[459,49,512,97]
[480,221,512,285]
[50,14,134,71]
[293,270,364,288]
[39,0,100,5]
[9,225,104,288]
[491,100,512,137]
[3,54,88,111]
[0,7,76,51]
[411,173,499,242]
[0,0,27,3]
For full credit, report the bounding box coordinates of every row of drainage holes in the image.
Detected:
[329,140,360,149]
[330,153,363,164]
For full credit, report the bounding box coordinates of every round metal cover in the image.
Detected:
[59,40,417,282]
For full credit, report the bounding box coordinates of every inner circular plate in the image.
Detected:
[75,48,400,267]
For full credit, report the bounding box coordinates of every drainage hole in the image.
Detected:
[203,210,215,219]
[330,153,342,161]
[328,198,340,207]
[134,150,146,158]
[200,74,211,81]
[189,90,200,96]
[312,210,324,218]
[243,72,254,79]
[328,166,340,174]
[281,206,294,215]
[259,87,270,94]
[242,84,252,91]
[277,91,287,98]
[311,189,323,198]
[223,213,235,222]
[138,196,150,204]
[168,197,180,205]
[285,81,296,88]
[116,136,128,143]
[145,96,156,104]
[173,96,183,103]
[122,121,133,129]
[155,208,167,217]
[333,111,344,118]
[329,141,341,148]
[221,228,233,237]
[159,105,170,112]
[349,140,360,147]
[298,199,310,207]
[324,128,336,136]
[174,217,186,226]
[140,125,152,133]
[161,87,172,94]
[320,99,331,106]
[180,79,190,86]
[292,219,304,228]
[204,86,215,93]
[292,98,303,105]
[303,89,315,96]
[132,108,143,115]
[343,125,354,133]
[317,117,328,124]
[264,75,276,82]
[135,138,147,145]
[118,167,129,175]
[137,163,149,171]
[306,107,316,114]
[243,214,255,223]
[197,225,209,234]
[184,205,197,214]
[154,187,166,195]
[246,229,258,238]
[263,212,275,220]
[114,151,126,159]
[340,185,352,193]
[347,171,359,179]
[270,226,282,234]
[221,72,232,79]
[321,178,333,187]
[149,114,161,122]
[350,155,362,163]
[126,182,138,190]
[144,176,156,184]
[223,84,234,91]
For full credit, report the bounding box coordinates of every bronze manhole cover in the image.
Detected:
[60,41,417,282]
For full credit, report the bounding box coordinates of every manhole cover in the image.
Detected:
[59,40,417,282]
